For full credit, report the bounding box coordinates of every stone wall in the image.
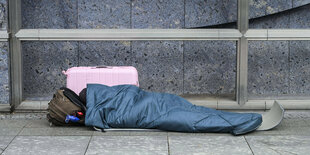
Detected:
[248,3,310,98]
[1,0,310,102]
[0,0,8,104]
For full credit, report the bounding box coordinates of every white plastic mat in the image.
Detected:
[257,101,285,131]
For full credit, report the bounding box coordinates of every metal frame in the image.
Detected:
[246,29,310,40]
[7,0,310,109]
[237,0,249,105]
[8,0,22,111]
[15,29,242,41]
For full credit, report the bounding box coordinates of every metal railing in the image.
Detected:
[15,29,242,41]
[7,0,310,110]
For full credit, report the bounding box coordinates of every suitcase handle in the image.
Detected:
[62,66,113,75]
[92,66,113,69]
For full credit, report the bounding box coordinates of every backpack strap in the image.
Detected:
[60,87,87,112]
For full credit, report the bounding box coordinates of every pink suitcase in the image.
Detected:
[62,66,139,94]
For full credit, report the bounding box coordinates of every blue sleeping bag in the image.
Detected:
[85,84,262,135]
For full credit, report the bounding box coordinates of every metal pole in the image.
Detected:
[8,0,22,111]
[237,0,249,105]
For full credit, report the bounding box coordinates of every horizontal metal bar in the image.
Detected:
[15,29,38,40]
[19,99,310,110]
[244,29,268,40]
[15,29,242,41]
[246,29,310,40]
[268,29,310,40]
[0,104,10,112]
[15,29,310,41]
[0,31,9,41]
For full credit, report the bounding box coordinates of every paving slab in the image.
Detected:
[255,127,310,136]
[24,119,50,128]
[93,130,168,136]
[280,118,310,127]
[251,118,310,136]
[284,110,310,118]
[19,127,94,136]
[0,120,29,128]
[169,136,252,155]
[2,136,91,155]
[0,136,14,154]
[167,132,231,137]
[0,128,22,136]
[85,136,168,155]
[0,113,47,120]
[245,136,310,155]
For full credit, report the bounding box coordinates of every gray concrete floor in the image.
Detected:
[0,111,310,155]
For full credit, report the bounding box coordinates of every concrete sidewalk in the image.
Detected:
[1,111,310,155]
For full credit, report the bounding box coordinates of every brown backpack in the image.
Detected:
[47,88,86,126]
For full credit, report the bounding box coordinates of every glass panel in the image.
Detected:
[249,2,310,29]
[248,41,310,99]
[21,0,238,29]
[249,0,292,19]
[183,41,236,98]
[22,41,79,100]
[0,0,7,30]
[288,41,310,96]
[22,41,236,100]
[184,0,237,29]
[0,42,9,104]
[22,0,78,29]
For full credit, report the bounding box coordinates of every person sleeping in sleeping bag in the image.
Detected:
[79,84,262,135]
